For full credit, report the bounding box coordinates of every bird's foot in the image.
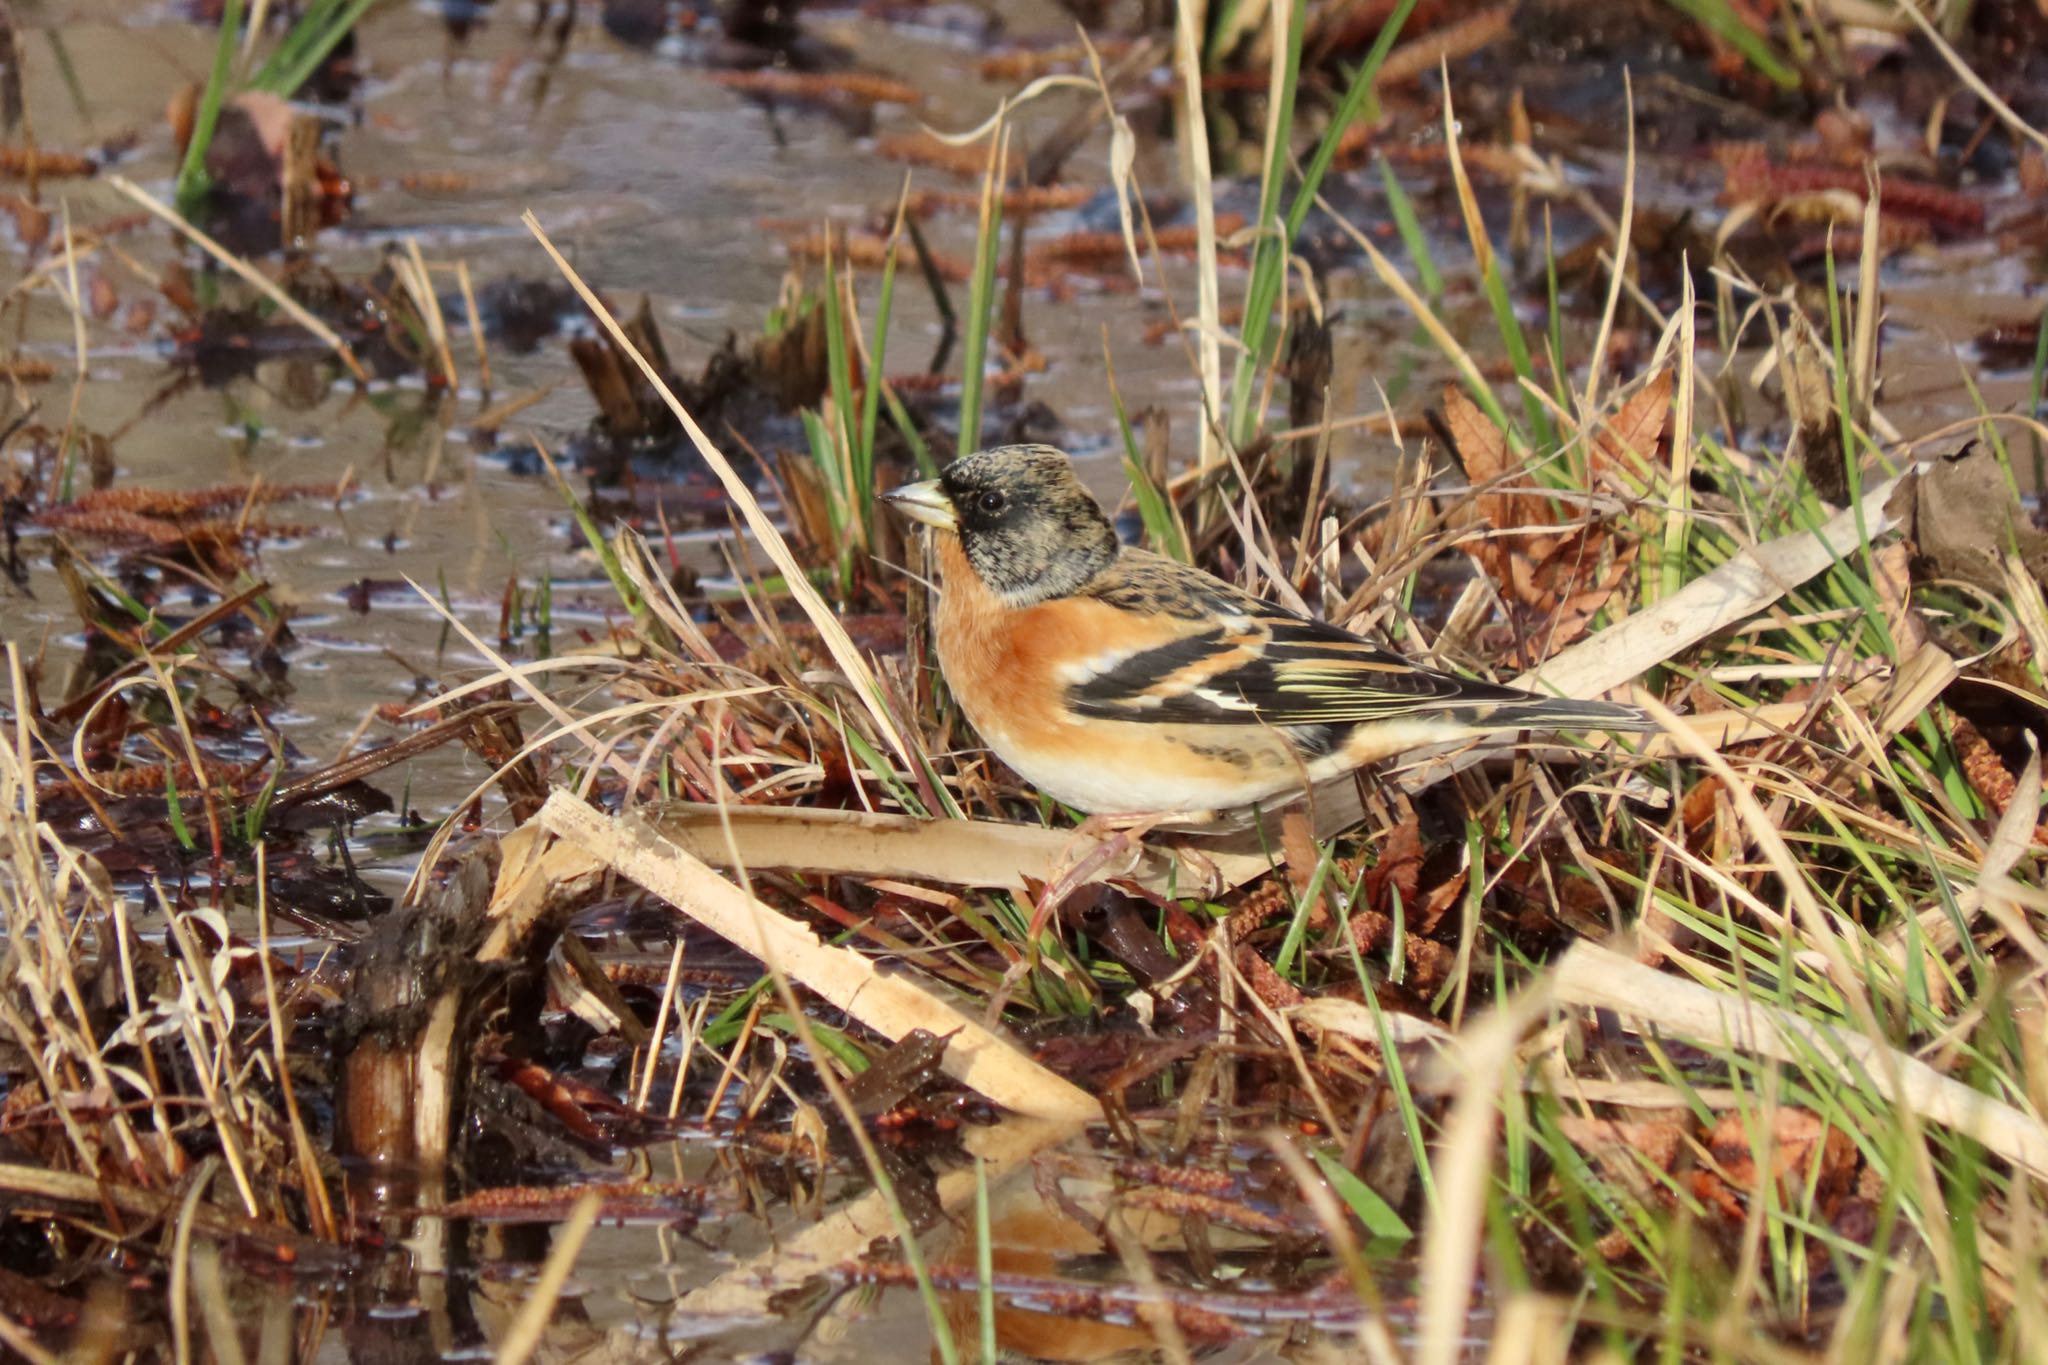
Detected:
[1027,811,1222,938]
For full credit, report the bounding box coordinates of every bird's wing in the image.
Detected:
[1066,553,1527,728]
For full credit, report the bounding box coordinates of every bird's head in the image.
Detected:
[883,445,1118,605]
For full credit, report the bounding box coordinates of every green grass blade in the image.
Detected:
[1225,0,1306,448]
[1312,1149,1412,1241]
[1662,0,1800,88]
[1379,160,1443,302]
[957,131,1007,456]
[165,770,196,852]
[175,0,245,216]
[857,225,902,513]
[1227,0,1416,449]
[252,0,382,98]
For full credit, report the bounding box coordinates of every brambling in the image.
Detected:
[883,444,1653,821]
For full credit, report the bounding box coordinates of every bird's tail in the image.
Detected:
[1471,695,1657,735]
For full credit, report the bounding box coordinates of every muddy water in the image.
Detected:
[7,1,1192,901]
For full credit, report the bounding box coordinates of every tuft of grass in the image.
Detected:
[1225,0,1418,455]
[175,0,382,218]
[805,213,907,596]
[247,0,379,99]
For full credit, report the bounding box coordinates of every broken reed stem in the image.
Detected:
[168,1156,218,1365]
[1893,0,2048,157]
[1554,941,2048,1180]
[636,936,688,1109]
[535,791,1100,1121]
[53,203,88,503]
[157,891,263,1218]
[1416,986,1554,1365]
[401,235,457,388]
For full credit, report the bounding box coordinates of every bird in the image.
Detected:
[882,444,1654,822]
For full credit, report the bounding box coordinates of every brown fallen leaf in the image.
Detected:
[1359,815,1423,918]
[1693,1106,1858,1225]
[1555,1115,1689,1176]
[1870,539,1928,661]
[1446,375,1668,665]
[1589,368,1673,484]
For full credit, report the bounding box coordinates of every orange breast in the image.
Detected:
[929,535,1305,813]
[931,534,1103,754]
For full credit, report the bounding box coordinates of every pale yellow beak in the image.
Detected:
[881,479,957,531]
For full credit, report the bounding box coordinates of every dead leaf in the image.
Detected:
[1680,775,1722,835]
[1694,1107,1858,1224]
[1555,1115,1689,1174]
[2021,149,2048,200]
[1444,383,1651,665]
[1444,386,1516,527]
[1870,539,1927,661]
[1589,368,1672,484]
[1360,817,1423,917]
[1281,807,1320,913]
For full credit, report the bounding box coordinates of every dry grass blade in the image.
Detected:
[537,792,1100,1121]
[1079,29,1143,286]
[916,72,1096,145]
[1638,692,1869,999]
[493,1191,600,1365]
[1583,73,1635,414]
[169,1157,218,1365]
[1554,941,2048,1180]
[1172,0,1223,470]
[395,577,706,829]
[455,256,492,393]
[104,174,369,382]
[521,214,915,770]
[1884,741,2046,963]
[0,1312,59,1365]
[54,205,89,501]
[1892,0,2048,156]
[1521,470,1907,698]
[398,236,456,386]
[1417,983,1555,1365]
[1329,204,1499,428]
[192,1247,249,1365]
[254,846,336,1241]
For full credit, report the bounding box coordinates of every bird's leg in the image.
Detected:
[1027,810,1223,938]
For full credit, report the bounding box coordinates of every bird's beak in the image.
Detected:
[881,479,957,531]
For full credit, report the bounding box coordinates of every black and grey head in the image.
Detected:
[883,444,1120,605]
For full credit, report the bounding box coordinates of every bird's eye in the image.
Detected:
[977,490,1007,516]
